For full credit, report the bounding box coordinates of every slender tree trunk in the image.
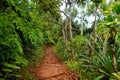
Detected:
[92,6,97,38]
[68,2,74,60]
[62,25,66,46]
[80,15,83,35]
[65,19,68,48]
[69,17,74,60]
[64,18,68,54]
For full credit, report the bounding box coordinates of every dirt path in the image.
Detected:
[31,46,78,80]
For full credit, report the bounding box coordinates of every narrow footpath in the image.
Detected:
[31,46,78,80]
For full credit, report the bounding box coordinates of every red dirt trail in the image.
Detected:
[32,46,78,80]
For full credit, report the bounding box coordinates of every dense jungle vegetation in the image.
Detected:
[0,0,120,80]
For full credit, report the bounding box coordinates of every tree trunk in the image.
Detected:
[92,6,97,38]
[68,1,74,60]
[63,18,68,54]
[69,18,74,60]
[80,15,83,35]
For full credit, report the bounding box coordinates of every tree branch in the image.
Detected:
[59,10,69,18]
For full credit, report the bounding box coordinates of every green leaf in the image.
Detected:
[116,21,120,25]
[2,62,20,69]
[94,75,104,80]
[9,74,21,77]
[14,56,28,67]
[0,78,5,80]
[112,72,120,79]
[105,22,115,26]
[7,0,15,6]
[0,42,11,48]
[2,68,13,72]
[113,2,120,14]
[0,73,3,76]
[106,15,114,22]
[99,69,109,76]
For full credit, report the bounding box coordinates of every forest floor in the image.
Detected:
[31,46,78,80]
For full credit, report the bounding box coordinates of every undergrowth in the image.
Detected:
[19,46,44,80]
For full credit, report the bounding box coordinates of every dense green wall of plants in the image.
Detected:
[0,0,61,80]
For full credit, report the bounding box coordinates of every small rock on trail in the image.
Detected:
[31,46,78,80]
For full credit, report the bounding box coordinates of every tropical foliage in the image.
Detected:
[1,0,120,80]
[55,0,120,79]
[0,0,60,80]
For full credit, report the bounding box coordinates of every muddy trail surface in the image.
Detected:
[32,46,78,80]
